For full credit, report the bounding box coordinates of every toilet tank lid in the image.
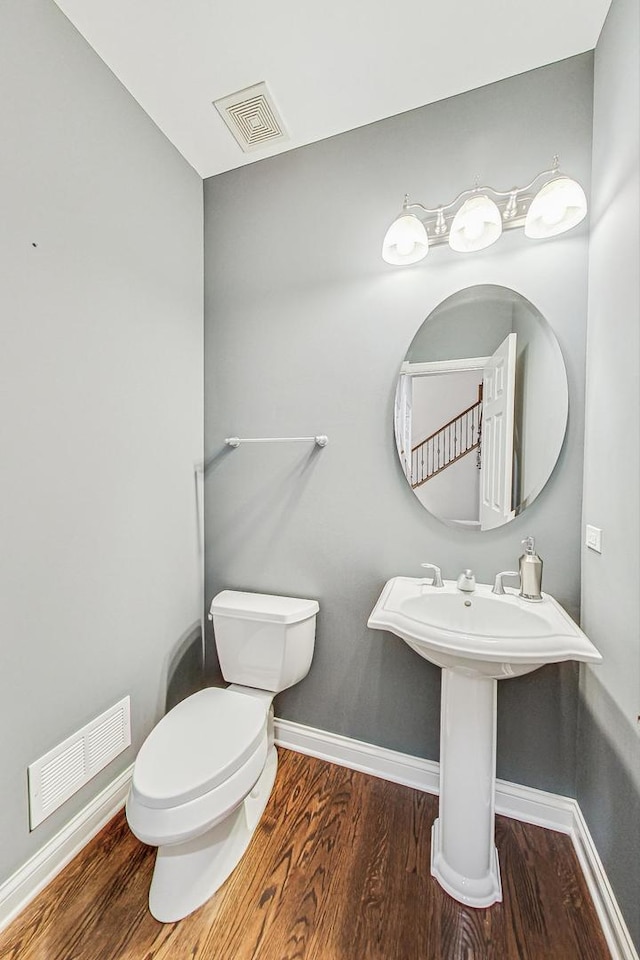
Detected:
[210,590,319,624]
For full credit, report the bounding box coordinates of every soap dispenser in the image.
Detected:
[519,537,543,601]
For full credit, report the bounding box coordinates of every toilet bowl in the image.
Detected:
[126,590,318,923]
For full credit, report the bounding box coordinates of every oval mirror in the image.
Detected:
[394,285,568,531]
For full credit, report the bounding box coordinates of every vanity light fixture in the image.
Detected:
[382,157,587,265]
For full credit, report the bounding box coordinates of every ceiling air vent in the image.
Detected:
[213,81,289,153]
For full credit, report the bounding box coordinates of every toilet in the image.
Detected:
[125,589,318,922]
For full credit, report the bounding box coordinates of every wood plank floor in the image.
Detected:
[0,749,611,960]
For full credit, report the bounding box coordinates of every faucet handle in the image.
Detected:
[421,562,444,588]
[492,571,520,595]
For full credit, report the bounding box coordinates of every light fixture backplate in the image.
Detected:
[424,195,534,247]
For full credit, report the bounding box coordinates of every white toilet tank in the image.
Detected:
[210,590,319,692]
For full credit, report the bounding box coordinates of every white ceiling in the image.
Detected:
[53,0,611,179]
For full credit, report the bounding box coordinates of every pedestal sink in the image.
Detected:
[367,577,601,908]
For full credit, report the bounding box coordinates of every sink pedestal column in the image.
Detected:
[430,668,502,908]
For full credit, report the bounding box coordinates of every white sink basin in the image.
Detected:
[367,577,601,678]
[367,575,602,909]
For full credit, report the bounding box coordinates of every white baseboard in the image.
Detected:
[571,802,639,960]
[275,717,638,960]
[0,764,133,934]
[1,722,636,960]
[275,715,441,796]
[274,717,575,832]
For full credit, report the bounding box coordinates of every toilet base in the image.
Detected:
[148,745,278,923]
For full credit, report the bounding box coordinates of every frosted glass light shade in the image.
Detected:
[449,195,502,252]
[382,213,429,265]
[525,176,587,238]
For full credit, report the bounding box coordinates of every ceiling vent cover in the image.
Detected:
[213,82,289,153]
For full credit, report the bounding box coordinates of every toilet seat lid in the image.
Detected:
[132,688,268,809]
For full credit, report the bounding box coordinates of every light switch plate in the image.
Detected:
[586,524,602,553]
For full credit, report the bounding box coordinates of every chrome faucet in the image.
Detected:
[456,569,476,592]
[492,570,520,595]
[421,562,444,587]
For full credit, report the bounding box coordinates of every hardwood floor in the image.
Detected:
[0,749,611,960]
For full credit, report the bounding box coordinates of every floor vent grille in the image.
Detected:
[28,697,131,829]
[213,81,289,152]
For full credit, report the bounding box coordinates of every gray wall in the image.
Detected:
[0,0,203,884]
[406,289,513,361]
[511,300,568,508]
[204,54,594,795]
[580,0,640,946]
